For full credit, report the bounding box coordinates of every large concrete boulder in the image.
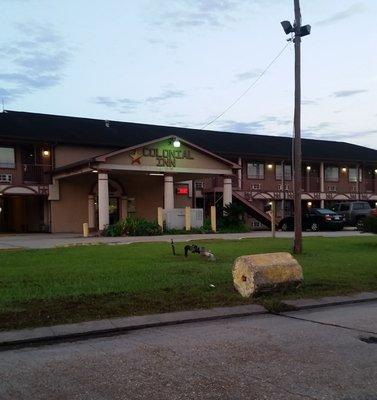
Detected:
[232,252,303,298]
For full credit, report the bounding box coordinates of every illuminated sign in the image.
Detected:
[176,186,189,195]
[129,145,194,167]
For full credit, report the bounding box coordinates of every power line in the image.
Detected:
[200,42,291,130]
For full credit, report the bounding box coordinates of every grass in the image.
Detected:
[0,236,376,330]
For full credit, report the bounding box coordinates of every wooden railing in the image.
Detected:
[22,164,52,184]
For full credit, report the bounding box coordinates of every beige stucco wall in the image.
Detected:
[51,174,95,233]
[54,145,116,168]
[51,173,169,233]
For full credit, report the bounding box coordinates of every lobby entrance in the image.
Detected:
[0,195,48,233]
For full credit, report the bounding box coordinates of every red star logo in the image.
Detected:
[130,149,142,165]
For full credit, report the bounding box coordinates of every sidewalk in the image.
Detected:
[1,292,376,349]
[0,228,368,250]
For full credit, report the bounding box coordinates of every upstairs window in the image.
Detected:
[247,162,264,179]
[325,166,339,182]
[0,147,15,168]
[348,167,362,182]
[275,164,292,180]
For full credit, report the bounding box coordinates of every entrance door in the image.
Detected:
[0,195,45,233]
[109,197,120,225]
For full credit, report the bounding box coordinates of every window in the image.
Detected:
[0,147,15,168]
[353,203,363,211]
[325,166,339,182]
[275,164,292,180]
[348,167,363,182]
[247,162,264,179]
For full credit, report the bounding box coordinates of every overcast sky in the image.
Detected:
[1,0,376,149]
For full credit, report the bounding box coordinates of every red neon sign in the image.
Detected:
[176,186,189,195]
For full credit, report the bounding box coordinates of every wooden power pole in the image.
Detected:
[293,0,302,254]
[281,0,310,254]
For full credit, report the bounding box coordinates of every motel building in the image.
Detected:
[0,110,377,233]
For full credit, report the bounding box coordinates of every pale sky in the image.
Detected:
[1,0,377,149]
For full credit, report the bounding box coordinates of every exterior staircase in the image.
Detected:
[233,190,273,228]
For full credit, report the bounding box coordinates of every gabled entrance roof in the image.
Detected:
[53,135,239,177]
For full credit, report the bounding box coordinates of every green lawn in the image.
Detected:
[1,236,376,330]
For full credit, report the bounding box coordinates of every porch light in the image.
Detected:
[306,166,311,171]
[92,169,98,173]
[374,169,377,174]
[149,173,164,176]
[42,150,50,157]
[173,138,181,148]
[342,167,347,172]
[267,164,273,169]
[307,201,312,207]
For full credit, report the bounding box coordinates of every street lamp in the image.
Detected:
[281,0,311,254]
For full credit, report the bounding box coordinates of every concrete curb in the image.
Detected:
[0,304,266,350]
[281,291,377,310]
[1,292,376,350]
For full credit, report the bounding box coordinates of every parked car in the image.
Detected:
[330,201,373,228]
[278,208,345,232]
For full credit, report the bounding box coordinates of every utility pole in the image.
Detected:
[281,0,311,254]
[293,0,302,254]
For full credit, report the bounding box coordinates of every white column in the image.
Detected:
[320,162,325,208]
[356,164,360,199]
[121,196,128,219]
[98,173,109,230]
[237,157,242,189]
[320,162,325,193]
[164,175,174,210]
[223,177,233,207]
[88,195,95,229]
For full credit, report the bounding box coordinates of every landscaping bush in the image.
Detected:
[362,215,377,234]
[218,203,250,233]
[103,216,162,237]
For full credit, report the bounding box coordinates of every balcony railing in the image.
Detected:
[209,176,238,189]
[362,179,375,193]
[22,164,52,184]
[302,176,320,192]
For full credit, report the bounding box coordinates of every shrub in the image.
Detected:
[362,215,377,234]
[218,203,249,232]
[103,216,162,237]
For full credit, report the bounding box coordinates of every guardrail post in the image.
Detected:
[185,206,191,231]
[210,206,216,232]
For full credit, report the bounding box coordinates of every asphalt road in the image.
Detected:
[0,302,376,400]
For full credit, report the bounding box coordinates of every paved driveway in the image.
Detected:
[0,228,369,249]
[0,302,376,399]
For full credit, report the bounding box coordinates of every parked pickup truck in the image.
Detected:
[330,201,373,228]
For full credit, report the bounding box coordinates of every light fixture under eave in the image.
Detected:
[42,150,50,157]
[92,169,98,173]
[306,165,311,171]
[150,173,164,176]
[173,138,181,148]
[342,167,347,173]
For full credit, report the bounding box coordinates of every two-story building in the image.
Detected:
[0,110,376,233]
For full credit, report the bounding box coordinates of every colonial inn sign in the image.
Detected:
[130,146,194,167]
